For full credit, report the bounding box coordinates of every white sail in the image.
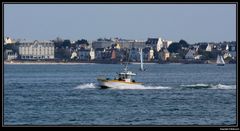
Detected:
[217,55,225,65]
[140,48,144,71]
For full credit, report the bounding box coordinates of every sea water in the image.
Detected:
[3,64,237,125]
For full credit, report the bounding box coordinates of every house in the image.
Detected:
[92,38,115,49]
[229,45,236,51]
[95,48,105,60]
[130,48,140,62]
[78,48,95,60]
[131,40,146,49]
[89,48,95,60]
[185,49,196,59]
[4,49,18,60]
[142,47,154,61]
[162,40,173,49]
[159,48,170,61]
[142,47,150,61]
[18,40,54,59]
[4,37,14,45]
[145,37,163,52]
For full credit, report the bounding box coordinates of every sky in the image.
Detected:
[4,4,236,44]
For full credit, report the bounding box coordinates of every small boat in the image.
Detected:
[97,67,143,89]
[216,55,225,66]
[97,49,143,89]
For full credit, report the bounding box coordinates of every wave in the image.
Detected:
[74,83,236,90]
[210,84,236,90]
[73,83,171,90]
[109,85,172,90]
[74,83,97,89]
[180,84,236,90]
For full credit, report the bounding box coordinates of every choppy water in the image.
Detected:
[4,63,237,125]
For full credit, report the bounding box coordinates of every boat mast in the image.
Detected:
[140,48,144,71]
[125,48,131,71]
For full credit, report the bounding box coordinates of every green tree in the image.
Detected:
[167,39,190,53]
[75,39,89,46]
[167,42,180,53]
[179,39,189,48]
[63,40,71,48]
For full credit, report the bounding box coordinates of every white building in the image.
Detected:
[89,48,95,60]
[19,40,54,59]
[4,37,14,44]
[159,48,170,61]
[4,49,18,60]
[148,48,154,60]
[146,37,172,52]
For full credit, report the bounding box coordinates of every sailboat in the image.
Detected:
[139,48,145,71]
[216,55,225,66]
[97,49,143,89]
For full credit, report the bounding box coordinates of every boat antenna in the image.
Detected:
[125,48,131,71]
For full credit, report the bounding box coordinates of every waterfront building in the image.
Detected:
[146,37,163,52]
[4,49,18,60]
[162,40,173,48]
[131,40,146,49]
[146,37,172,52]
[185,49,197,59]
[92,38,115,49]
[95,48,105,60]
[111,49,116,60]
[159,48,170,61]
[89,48,95,60]
[4,37,14,45]
[142,47,150,61]
[78,48,95,60]
[130,48,140,62]
[18,40,54,59]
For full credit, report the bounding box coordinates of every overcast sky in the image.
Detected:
[4,4,236,44]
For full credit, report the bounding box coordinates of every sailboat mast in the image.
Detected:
[140,48,143,70]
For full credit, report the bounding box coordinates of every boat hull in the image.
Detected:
[97,79,143,89]
[217,64,225,66]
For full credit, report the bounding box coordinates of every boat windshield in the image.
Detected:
[118,73,132,80]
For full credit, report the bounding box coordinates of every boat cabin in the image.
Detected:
[117,71,136,82]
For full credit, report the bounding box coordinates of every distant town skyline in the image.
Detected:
[4,4,236,44]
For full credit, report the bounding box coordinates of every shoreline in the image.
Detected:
[4,61,234,65]
[4,61,97,65]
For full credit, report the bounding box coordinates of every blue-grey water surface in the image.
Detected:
[4,63,237,125]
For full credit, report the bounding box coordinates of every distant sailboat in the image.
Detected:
[139,48,145,71]
[216,55,225,66]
